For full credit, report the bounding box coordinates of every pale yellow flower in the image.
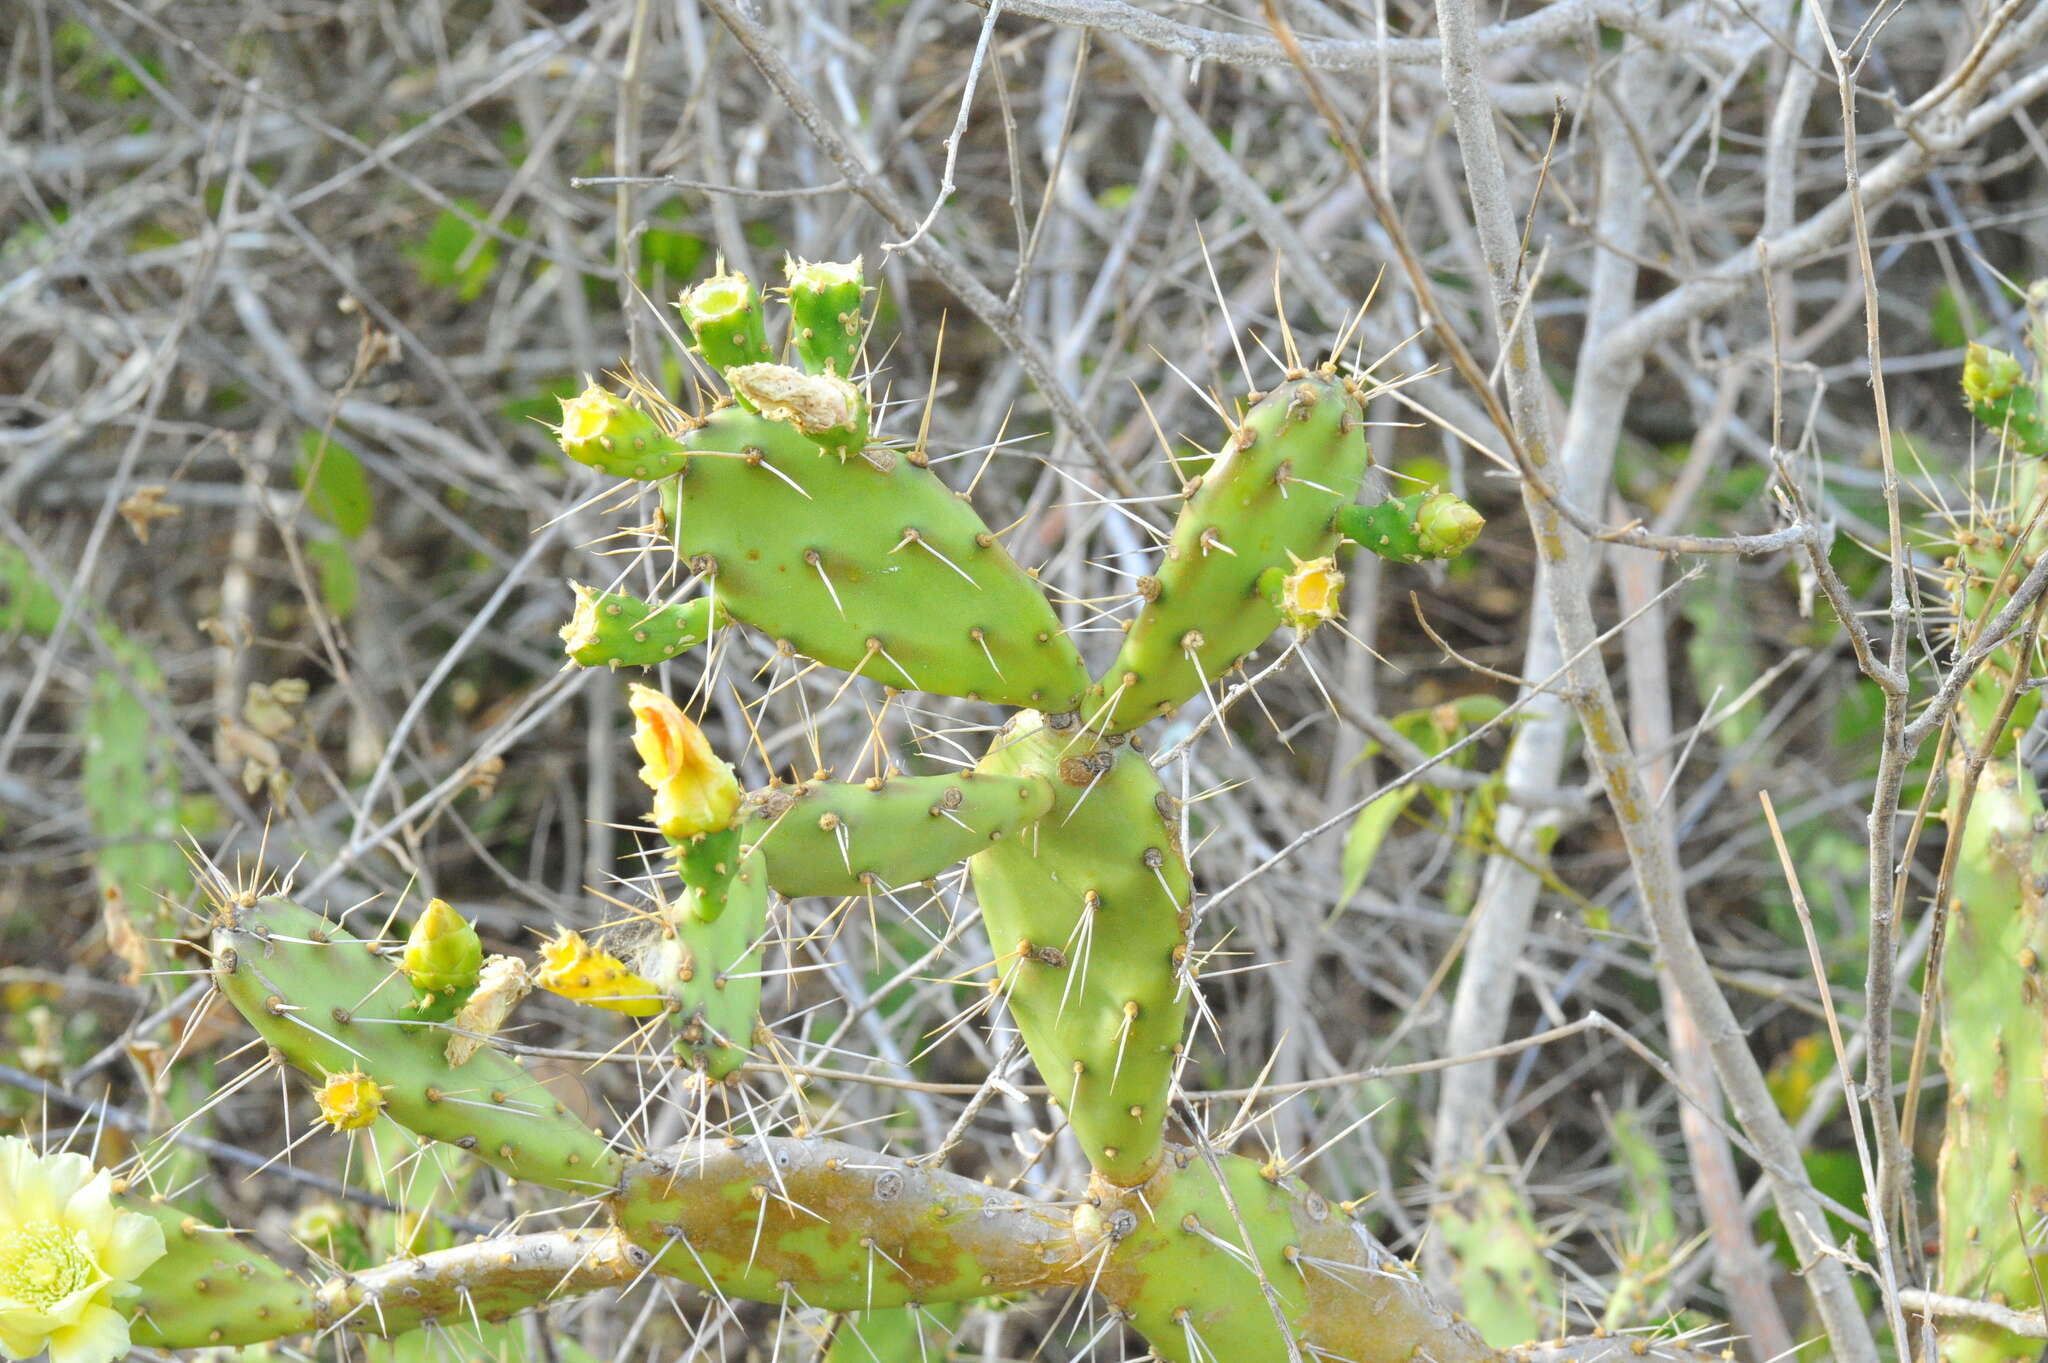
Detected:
[628,684,740,841]
[0,1137,165,1363]
[555,383,620,450]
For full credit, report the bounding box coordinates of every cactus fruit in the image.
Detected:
[968,713,1190,1185]
[1338,489,1487,565]
[783,256,867,378]
[210,896,621,1191]
[121,1197,318,1350]
[555,382,692,480]
[1436,1173,1558,1347]
[740,770,1053,898]
[661,406,1091,710]
[678,265,776,380]
[560,583,723,668]
[1097,372,1374,731]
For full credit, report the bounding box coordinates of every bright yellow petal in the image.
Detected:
[45,1303,130,1363]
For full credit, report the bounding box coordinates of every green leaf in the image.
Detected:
[407,201,500,301]
[305,536,359,618]
[296,430,374,540]
[1340,786,1420,903]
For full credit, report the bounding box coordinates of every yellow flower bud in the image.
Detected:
[536,928,666,1017]
[628,684,740,841]
[314,1070,384,1131]
[1964,342,2024,406]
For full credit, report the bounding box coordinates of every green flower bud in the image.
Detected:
[402,898,482,997]
[1964,342,2024,406]
[1414,491,1485,559]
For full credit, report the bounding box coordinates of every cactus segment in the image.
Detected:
[613,849,773,1080]
[123,1197,319,1349]
[1078,1148,1494,1363]
[560,584,724,669]
[1436,1172,1558,1346]
[825,1303,960,1362]
[678,267,775,380]
[740,771,1053,898]
[968,714,1190,1184]
[1098,374,1372,731]
[725,362,870,459]
[400,898,482,1023]
[1936,748,2048,1363]
[662,407,1089,711]
[310,1229,641,1338]
[210,897,621,1192]
[783,256,867,379]
[611,1137,1072,1308]
[1337,490,1487,564]
[555,383,692,479]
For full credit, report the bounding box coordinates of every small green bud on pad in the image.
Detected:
[555,384,690,479]
[678,266,774,378]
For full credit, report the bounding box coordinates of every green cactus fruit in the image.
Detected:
[724,362,870,460]
[678,266,775,379]
[1436,1172,1558,1346]
[1077,1147,1494,1363]
[555,383,691,479]
[210,896,622,1192]
[783,256,866,379]
[611,1137,1071,1308]
[967,713,1190,1184]
[740,771,1053,898]
[1936,748,2048,1363]
[1097,373,1373,731]
[122,1197,319,1349]
[1337,489,1487,564]
[1963,342,2048,456]
[560,584,724,668]
[662,406,1089,711]
[400,898,482,1023]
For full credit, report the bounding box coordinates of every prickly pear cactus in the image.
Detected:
[1936,288,2048,1363]
[74,252,1504,1363]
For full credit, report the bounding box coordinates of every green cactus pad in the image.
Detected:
[1097,373,1372,732]
[561,584,724,669]
[1936,752,2048,1363]
[1436,1172,1558,1346]
[123,1197,319,1349]
[210,896,622,1192]
[634,848,771,1080]
[1338,489,1486,564]
[1078,1148,1495,1363]
[662,407,1089,711]
[678,267,775,380]
[612,1137,1072,1308]
[783,257,867,379]
[740,771,1053,898]
[968,713,1190,1184]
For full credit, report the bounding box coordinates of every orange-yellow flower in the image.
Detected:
[627,684,740,841]
[314,1070,384,1131]
[1279,555,1344,635]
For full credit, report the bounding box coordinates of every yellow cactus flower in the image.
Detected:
[314,1070,384,1131]
[536,928,666,1017]
[0,1137,166,1363]
[1279,555,1345,635]
[628,684,740,841]
[555,383,621,450]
